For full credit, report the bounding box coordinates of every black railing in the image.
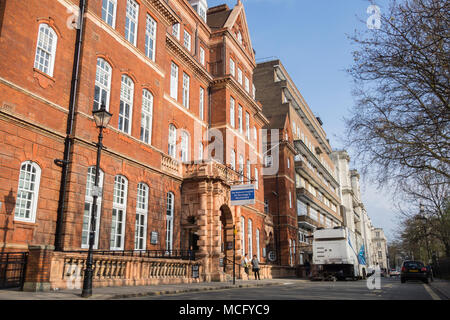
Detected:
[62,249,196,261]
[0,252,28,290]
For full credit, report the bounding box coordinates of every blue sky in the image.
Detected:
[207,0,397,240]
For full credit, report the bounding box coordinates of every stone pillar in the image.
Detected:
[23,245,55,292]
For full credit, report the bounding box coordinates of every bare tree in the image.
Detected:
[346,0,450,184]
[396,172,450,257]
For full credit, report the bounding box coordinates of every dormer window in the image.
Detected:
[189,0,207,23]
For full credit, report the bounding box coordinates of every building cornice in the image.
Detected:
[147,0,181,25]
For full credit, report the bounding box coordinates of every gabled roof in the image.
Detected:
[207,0,255,60]
[206,4,232,29]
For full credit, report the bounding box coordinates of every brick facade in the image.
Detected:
[0,0,297,288]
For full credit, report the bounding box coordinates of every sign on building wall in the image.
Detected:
[192,265,200,278]
[150,231,158,245]
[230,184,255,206]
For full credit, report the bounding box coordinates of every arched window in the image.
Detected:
[82,166,104,249]
[166,192,174,252]
[168,124,177,158]
[135,183,148,250]
[246,160,251,182]
[239,154,244,183]
[93,58,112,111]
[34,24,58,77]
[14,161,41,223]
[111,175,128,250]
[248,219,253,258]
[119,75,134,134]
[230,149,236,171]
[140,89,153,145]
[180,131,189,163]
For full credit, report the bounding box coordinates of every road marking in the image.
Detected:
[424,284,441,300]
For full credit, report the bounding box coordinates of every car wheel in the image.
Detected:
[423,278,429,284]
[401,278,406,283]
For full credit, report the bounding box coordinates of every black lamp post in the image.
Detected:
[81,103,112,298]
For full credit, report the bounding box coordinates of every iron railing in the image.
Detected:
[62,249,196,261]
[0,252,28,290]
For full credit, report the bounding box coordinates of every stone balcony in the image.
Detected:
[182,160,240,185]
[161,154,180,175]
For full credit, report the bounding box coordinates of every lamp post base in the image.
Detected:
[81,268,93,298]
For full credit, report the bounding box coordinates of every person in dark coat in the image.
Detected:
[252,255,261,280]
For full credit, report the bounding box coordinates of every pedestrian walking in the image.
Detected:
[252,255,261,280]
[243,254,250,279]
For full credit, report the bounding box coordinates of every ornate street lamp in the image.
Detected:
[81,103,112,298]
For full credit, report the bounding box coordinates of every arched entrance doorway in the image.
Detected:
[219,205,234,276]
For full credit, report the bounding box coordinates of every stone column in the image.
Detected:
[23,245,55,292]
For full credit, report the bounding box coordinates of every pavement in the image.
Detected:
[0,277,448,300]
[429,278,450,300]
[0,278,302,300]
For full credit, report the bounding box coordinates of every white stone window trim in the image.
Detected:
[170,62,179,100]
[184,30,191,51]
[182,72,190,109]
[81,166,104,249]
[230,97,235,128]
[140,89,154,145]
[135,182,149,250]
[101,0,117,28]
[125,0,139,46]
[110,175,128,250]
[168,124,177,158]
[34,23,58,77]
[14,161,41,223]
[166,192,175,252]
[145,14,157,62]
[118,75,134,135]
[180,130,190,163]
[93,58,112,111]
[199,87,205,121]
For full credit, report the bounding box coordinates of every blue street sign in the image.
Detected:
[230,184,255,206]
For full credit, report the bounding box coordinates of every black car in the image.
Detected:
[400,260,430,284]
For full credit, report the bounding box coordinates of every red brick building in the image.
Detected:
[254,60,343,270]
[0,0,296,290]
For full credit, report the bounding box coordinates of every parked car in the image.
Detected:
[400,260,431,284]
[390,269,400,277]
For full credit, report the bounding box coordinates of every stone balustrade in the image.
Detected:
[161,154,180,175]
[49,251,201,290]
[182,160,239,183]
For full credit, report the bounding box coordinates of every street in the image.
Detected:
[126,277,445,300]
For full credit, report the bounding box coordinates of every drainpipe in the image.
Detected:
[54,0,86,251]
